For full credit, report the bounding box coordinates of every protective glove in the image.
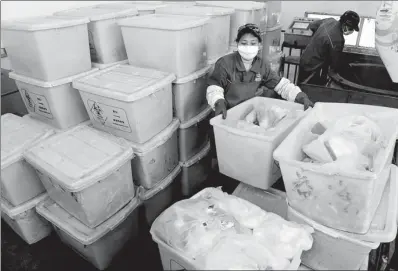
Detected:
[295,92,314,110]
[214,99,228,119]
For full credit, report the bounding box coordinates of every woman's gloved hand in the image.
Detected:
[215,99,228,119]
[295,92,314,110]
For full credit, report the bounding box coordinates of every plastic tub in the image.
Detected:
[266,1,282,29]
[273,102,398,234]
[73,64,175,143]
[261,25,282,58]
[92,59,128,70]
[24,125,136,228]
[155,6,234,61]
[180,141,211,197]
[232,183,288,219]
[1,193,52,245]
[36,197,140,270]
[178,106,212,162]
[196,1,267,43]
[210,97,305,190]
[1,114,55,206]
[138,165,182,226]
[118,14,209,78]
[9,69,97,130]
[1,16,91,81]
[207,49,234,74]
[130,118,180,190]
[287,204,380,270]
[54,6,138,64]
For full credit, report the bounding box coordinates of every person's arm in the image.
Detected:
[309,19,324,34]
[206,59,229,110]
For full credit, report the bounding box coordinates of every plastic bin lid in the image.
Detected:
[9,68,99,88]
[96,3,166,12]
[180,106,212,129]
[1,15,90,31]
[1,114,56,170]
[36,197,140,246]
[174,65,212,85]
[129,118,180,155]
[117,13,209,31]
[72,65,176,102]
[91,59,129,70]
[23,125,134,192]
[196,1,266,11]
[156,5,235,17]
[180,140,211,168]
[344,165,398,243]
[53,6,138,22]
[138,165,182,201]
[1,193,48,219]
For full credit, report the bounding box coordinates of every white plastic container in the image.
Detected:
[207,49,234,74]
[118,14,209,78]
[173,66,211,123]
[9,69,97,130]
[36,197,140,270]
[22,114,91,133]
[266,1,282,29]
[180,141,211,197]
[97,2,167,16]
[92,59,128,70]
[54,6,138,64]
[1,16,91,81]
[1,193,52,245]
[1,114,55,206]
[155,6,234,61]
[261,25,282,58]
[196,1,267,44]
[24,125,136,228]
[73,64,175,143]
[287,204,380,270]
[274,102,398,234]
[138,165,182,226]
[130,118,180,190]
[210,97,305,190]
[233,183,288,219]
[179,106,212,162]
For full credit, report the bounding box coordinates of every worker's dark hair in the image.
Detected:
[235,23,262,43]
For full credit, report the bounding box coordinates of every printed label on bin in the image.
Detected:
[21,89,53,119]
[87,100,132,133]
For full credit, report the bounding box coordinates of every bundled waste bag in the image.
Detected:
[244,104,290,130]
[151,187,314,270]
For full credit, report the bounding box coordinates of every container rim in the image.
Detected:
[53,6,139,22]
[174,65,212,84]
[180,140,211,168]
[180,106,212,129]
[156,5,235,17]
[1,193,49,219]
[1,16,90,31]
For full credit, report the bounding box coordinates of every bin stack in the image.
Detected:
[273,103,398,270]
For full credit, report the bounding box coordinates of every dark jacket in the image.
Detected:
[299,18,345,72]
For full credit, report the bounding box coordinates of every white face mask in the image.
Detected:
[343,25,354,35]
[238,45,259,61]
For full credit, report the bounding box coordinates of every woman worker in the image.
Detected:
[206,23,314,172]
[207,23,314,119]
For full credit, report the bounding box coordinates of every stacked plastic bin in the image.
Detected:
[1,114,55,245]
[1,16,96,130]
[53,5,139,69]
[261,1,283,73]
[273,102,398,270]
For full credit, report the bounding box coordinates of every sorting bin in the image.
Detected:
[1,114,55,206]
[179,106,212,162]
[130,118,180,189]
[24,125,136,228]
[172,65,211,123]
[36,197,140,270]
[118,14,209,78]
[180,141,211,197]
[196,1,267,44]
[92,59,128,70]
[274,102,398,234]
[1,16,91,81]
[210,97,305,190]
[9,69,97,130]
[73,64,175,143]
[261,24,282,58]
[54,6,138,64]
[1,193,52,245]
[138,165,182,226]
[155,5,234,61]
